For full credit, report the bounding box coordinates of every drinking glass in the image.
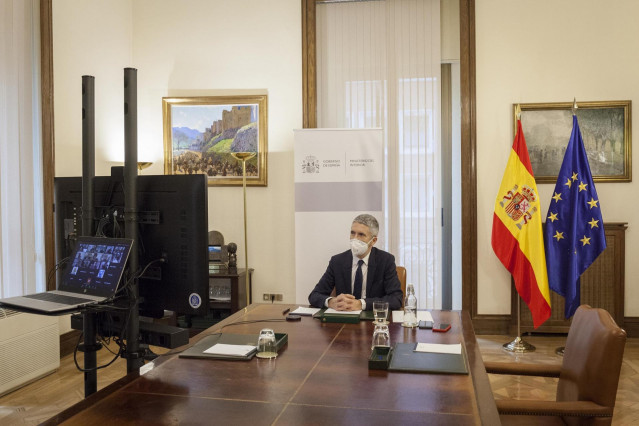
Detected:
[371,324,390,349]
[256,328,277,359]
[373,301,389,324]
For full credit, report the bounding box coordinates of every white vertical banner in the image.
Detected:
[293,129,383,304]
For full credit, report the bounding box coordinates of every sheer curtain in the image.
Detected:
[0,0,46,297]
[317,0,441,308]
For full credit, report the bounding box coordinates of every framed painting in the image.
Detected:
[163,95,268,186]
[515,100,631,183]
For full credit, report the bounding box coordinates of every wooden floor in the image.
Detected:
[0,335,637,425]
[0,343,168,425]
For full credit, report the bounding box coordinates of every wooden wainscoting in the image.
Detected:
[510,222,626,334]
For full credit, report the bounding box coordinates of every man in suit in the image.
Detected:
[308,214,403,311]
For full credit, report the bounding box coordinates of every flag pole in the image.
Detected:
[503,294,536,352]
[502,104,536,353]
[495,103,548,352]
[554,98,578,357]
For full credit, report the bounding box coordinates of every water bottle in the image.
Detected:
[402,283,418,327]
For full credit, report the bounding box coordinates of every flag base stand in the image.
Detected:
[555,346,565,356]
[503,297,536,353]
[503,336,536,353]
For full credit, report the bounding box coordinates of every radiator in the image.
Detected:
[0,309,60,397]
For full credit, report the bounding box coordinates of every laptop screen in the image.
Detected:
[58,237,133,298]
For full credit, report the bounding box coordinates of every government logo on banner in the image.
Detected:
[301,156,319,173]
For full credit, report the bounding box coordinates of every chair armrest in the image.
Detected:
[484,361,562,377]
[496,399,613,417]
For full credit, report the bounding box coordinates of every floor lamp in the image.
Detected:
[231,152,255,309]
[137,162,152,172]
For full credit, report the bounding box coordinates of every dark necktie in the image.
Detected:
[353,259,364,299]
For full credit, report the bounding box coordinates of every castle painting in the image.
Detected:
[163,95,268,186]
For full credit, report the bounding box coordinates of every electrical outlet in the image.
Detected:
[262,293,283,302]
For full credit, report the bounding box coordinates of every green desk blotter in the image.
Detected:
[179,332,288,361]
[313,308,378,323]
[388,343,468,374]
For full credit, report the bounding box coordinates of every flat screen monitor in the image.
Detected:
[54,168,209,317]
[208,245,222,263]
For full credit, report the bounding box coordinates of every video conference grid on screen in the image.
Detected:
[67,241,128,291]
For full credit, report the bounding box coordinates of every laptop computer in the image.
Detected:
[0,236,133,314]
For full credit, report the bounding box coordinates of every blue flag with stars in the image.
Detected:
[544,115,606,319]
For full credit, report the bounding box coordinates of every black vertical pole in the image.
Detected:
[81,76,95,238]
[123,68,143,372]
[81,75,99,397]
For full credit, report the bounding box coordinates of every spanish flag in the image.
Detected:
[492,119,551,329]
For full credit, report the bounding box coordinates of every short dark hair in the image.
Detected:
[352,214,379,237]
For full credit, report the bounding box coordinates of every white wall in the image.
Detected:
[54,0,637,318]
[53,0,133,175]
[53,0,302,303]
[476,0,639,316]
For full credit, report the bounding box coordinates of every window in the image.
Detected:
[316,0,442,307]
[0,0,46,298]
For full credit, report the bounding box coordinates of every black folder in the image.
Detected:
[388,342,468,374]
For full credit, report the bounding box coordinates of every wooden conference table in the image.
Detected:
[46,304,499,425]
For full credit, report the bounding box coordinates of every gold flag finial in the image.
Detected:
[572,98,578,116]
[515,104,521,120]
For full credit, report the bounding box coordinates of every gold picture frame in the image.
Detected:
[163,95,268,186]
[514,100,631,183]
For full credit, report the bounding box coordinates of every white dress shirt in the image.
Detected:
[325,251,370,310]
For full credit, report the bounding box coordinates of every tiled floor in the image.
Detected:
[0,336,637,425]
[478,335,639,425]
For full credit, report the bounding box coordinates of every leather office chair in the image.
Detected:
[484,305,626,426]
[396,266,406,307]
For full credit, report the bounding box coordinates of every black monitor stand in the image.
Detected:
[79,74,100,397]
[122,67,145,375]
[78,68,144,398]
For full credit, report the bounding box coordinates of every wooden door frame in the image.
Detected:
[41,0,55,290]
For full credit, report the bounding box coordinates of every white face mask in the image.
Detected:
[350,237,374,257]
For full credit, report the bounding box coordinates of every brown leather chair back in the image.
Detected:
[396,266,406,307]
[558,305,627,426]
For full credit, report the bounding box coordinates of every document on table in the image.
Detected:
[324,308,362,315]
[414,343,462,355]
[291,306,321,316]
[203,343,256,357]
[391,310,434,323]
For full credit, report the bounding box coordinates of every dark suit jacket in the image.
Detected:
[308,247,403,311]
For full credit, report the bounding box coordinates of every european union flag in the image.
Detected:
[544,115,606,319]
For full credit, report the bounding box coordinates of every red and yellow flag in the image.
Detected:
[492,119,551,329]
